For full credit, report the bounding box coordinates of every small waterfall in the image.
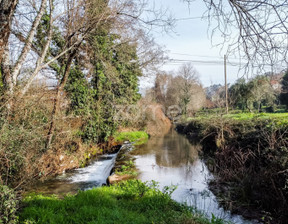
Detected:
[69,154,118,190]
[30,145,128,194]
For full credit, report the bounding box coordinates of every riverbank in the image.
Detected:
[17,129,229,224]
[1,103,171,223]
[0,138,122,224]
[0,130,148,223]
[176,113,288,223]
[20,180,215,224]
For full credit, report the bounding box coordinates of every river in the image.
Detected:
[132,129,254,223]
[30,129,256,223]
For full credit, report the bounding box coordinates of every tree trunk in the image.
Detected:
[0,0,18,64]
[1,46,12,93]
[45,50,77,150]
[1,45,13,110]
[20,0,54,96]
[11,0,47,85]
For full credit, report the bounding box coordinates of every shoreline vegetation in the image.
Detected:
[176,110,288,223]
[16,131,220,224]
[113,131,149,146]
[19,180,218,224]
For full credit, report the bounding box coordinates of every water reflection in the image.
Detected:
[133,129,253,224]
[133,129,200,168]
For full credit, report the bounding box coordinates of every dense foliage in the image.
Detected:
[71,28,141,142]
[0,185,18,224]
[229,75,278,112]
[280,70,288,108]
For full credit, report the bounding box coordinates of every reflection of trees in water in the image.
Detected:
[135,129,201,168]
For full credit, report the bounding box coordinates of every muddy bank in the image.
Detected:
[176,119,288,224]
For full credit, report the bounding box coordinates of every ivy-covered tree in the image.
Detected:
[65,26,142,143]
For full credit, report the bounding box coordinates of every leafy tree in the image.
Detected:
[229,75,277,112]
[280,70,288,109]
[229,78,249,110]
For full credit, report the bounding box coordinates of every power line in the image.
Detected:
[165,58,242,66]
[175,16,205,21]
[170,52,224,59]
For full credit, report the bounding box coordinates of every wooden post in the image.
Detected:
[224,55,228,114]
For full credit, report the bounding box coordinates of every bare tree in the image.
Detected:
[184,0,288,71]
[0,0,18,64]
[177,63,203,116]
[152,63,205,117]
[12,0,48,88]
[153,72,170,104]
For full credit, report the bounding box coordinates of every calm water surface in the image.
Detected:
[30,130,256,223]
[132,129,254,224]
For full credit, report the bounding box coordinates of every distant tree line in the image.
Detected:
[206,71,288,113]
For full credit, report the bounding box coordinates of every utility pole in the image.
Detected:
[224,54,229,114]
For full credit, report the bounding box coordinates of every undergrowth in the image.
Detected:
[0,185,18,224]
[177,112,288,223]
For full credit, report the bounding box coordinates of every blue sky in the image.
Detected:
[139,0,244,92]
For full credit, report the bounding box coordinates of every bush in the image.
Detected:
[0,185,18,224]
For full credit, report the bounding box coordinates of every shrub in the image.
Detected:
[0,185,18,224]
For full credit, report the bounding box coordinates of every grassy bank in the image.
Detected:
[190,109,288,122]
[114,131,149,145]
[108,131,150,184]
[177,112,288,223]
[19,180,214,224]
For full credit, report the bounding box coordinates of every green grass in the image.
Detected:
[114,131,149,145]
[115,160,138,177]
[188,109,288,125]
[223,112,288,121]
[19,180,215,224]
